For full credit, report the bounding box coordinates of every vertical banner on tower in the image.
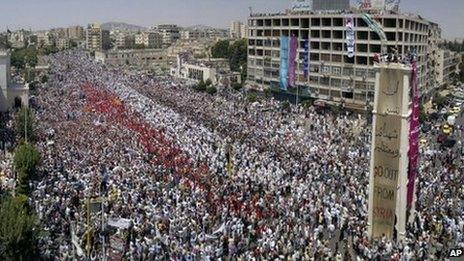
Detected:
[370,66,405,238]
[407,61,420,207]
[280,36,289,90]
[303,39,310,78]
[288,35,298,87]
[346,16,355,58]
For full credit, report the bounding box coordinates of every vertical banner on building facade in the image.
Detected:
[279,36,289,90]
[303,39,310,78]
[407,60,420,207]
[370,66,406,238]
[346,16,355,58]
[288,35,298,87]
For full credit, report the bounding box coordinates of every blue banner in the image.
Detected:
[303,39,309,78]
[279,36,289,90]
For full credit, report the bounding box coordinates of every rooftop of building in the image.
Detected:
[249,8,430,22]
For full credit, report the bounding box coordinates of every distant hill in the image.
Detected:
[101,22,147,32]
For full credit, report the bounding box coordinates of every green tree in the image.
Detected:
[10,47,38,69]
[15,108,35,142]
[0,196,39,259]
[247,93,258,103]
[211,40,230,58]
[281,100,291,111]
[205,78,212,86]
[206,86,217,95]
[195,79,207,92]
[14,143,41,195]
[14,143,41,178]
[228,39,247,72]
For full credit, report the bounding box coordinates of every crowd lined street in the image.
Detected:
[28,51,463,260]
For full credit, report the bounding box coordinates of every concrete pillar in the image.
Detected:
[368,63,412,241]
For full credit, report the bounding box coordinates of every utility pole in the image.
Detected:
[101,187,107,261]
[24,106,28,143]
[86,197,91,258]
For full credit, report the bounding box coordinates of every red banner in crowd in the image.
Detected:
[81,83,269,225]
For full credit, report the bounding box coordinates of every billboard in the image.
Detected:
[359,0,400,11]
[313,0,349,11]
[370,66,406,238]
[291,0,312,11]
[359,0,384,10]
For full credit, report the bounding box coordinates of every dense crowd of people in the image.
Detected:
[28,50,462,260]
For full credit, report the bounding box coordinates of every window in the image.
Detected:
[311,18,320,26]
[322,18,331,26]
[311,30,320,38]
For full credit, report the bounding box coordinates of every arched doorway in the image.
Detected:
[14,97,22,109]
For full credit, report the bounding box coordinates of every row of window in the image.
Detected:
[249,30,427,43]
[249,17,428,33]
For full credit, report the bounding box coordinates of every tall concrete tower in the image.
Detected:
[368,63,412,241]
[0,50,11,111]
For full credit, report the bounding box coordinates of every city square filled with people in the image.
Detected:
[27,51,463,260]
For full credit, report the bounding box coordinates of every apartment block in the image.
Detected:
[119,34,136,49]
[437,49,461,86]
[151,24,180,47]
[135,32,162,48]
[247,12,431,109]
[86,23,110,51]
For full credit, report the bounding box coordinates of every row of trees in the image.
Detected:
[211,39,248,84]
[10,45,59,70]
[0,107,41,259]
[193,79,217,95]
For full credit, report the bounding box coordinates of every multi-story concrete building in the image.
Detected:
[152,24,180,47]
[240,24,249,39]
[230,21,248,39]
[426,22,442,93]
[170,57,241,86]
[437,49,461,86]
[181,29,229,40]
[34,31,53,47]
[247,10,431,109]
[86,23,110,51]
[56,38,70,50]
[135,32,162,48]
[8,30,31,49]
[181,30,207,40]
[166,38,216,61]
[115,33,135,49]
[67,26,85,40]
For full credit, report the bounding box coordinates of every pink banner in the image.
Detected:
[288,35,298,87]
[407,60,420,207]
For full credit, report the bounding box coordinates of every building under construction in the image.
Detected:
[246,9,439,109]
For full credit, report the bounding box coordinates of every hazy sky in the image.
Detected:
[1,0,463,39]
